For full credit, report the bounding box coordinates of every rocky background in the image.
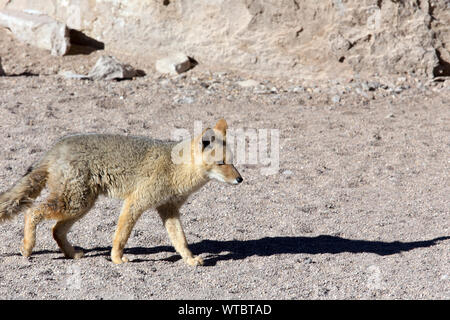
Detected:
[1,0,449,80]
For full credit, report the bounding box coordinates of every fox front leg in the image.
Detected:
[111,197,145,264]
[157,202,203,266]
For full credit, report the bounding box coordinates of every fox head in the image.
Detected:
[172,119,243,185]
[197,119,243,185]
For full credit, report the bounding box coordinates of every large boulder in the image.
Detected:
[0,9,70,56]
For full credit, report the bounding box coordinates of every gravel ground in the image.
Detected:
[0,28,449,300]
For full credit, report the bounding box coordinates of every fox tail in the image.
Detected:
[0,164,48,223]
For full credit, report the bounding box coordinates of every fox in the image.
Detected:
[0,119,242,265]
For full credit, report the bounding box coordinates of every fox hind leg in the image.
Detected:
[52,216,86,259]
[21,205,46,257]
[22,186,96,259]
[50,191,96,259]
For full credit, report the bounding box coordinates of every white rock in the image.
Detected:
[289,86,305,93]
[60,56,137,81]
[0,9,70,56]
[237,79,260,88]
[88,55,137,80]
[59,71,89,79]
[174,95,195,104]
[155,53,192,75]
[331,95,341,103]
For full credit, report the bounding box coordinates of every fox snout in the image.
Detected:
[230,166,243,185]
[227,166,243,185]
[207,164,243,185]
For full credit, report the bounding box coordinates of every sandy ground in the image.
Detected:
[0,28,449,300]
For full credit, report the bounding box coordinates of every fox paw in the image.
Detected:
[64,249,84,260]
[20,246,32,258]
[112,255,129,264]
[72,250,84,259]
[185,256,204,266]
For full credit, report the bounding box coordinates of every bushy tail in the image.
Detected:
[0,164,48,223]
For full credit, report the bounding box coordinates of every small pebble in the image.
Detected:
[331,95,341,104]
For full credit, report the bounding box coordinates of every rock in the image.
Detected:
[237,79,259,88]
[394,87,404,94]
[59,71,90,80]
[355,87,369,98]
[288,86,305,93]
[396,77,407,84]
[88,55,137,80]
[60,56,138,81]
[360,82,370,91]
[373,133,382,141]
[174,95,194,104]
[302,257,315,264]
[159,79,170,86]
[215,72,227,78]
[155,53,192,75]
[329,33,352,61]
[361,81,384,91]
[366,81,381,91]
[0,9,70,56]
[331,95,341,104]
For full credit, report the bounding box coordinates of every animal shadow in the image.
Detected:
[81,235,449,266]
[188,235,450,266]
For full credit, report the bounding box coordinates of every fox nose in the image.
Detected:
[236,177,243,184]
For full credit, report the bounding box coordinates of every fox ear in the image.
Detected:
[214,119,228,136]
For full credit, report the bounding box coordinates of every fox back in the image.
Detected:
[45,134,178,199]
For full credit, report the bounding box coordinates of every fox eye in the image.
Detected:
[202,140,210,149]
[216,160,225,166]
